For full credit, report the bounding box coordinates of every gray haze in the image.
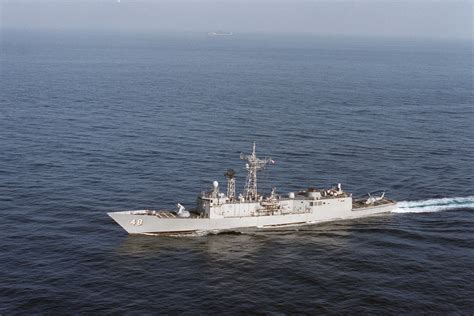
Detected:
[1,0,472,39]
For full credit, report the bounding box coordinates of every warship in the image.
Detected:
[108,143,396,235]
[207,31,233,36]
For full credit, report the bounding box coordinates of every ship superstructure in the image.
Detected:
[108,143,396,235]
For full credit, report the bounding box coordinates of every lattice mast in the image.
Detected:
[224,169,236,200]
[240,142,273,201]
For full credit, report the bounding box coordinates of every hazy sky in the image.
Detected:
[1,0,472,39]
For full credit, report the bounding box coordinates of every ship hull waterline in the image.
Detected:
[108,202,396,235]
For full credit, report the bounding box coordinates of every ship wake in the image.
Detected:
[392,196,474,213]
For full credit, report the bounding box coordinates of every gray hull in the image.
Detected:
[108,200,396,235]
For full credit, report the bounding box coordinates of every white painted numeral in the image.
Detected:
[130,219,143,226]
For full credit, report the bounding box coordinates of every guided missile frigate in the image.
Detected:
[108,143,396,235]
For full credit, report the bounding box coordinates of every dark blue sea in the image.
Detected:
[1,31,473,313]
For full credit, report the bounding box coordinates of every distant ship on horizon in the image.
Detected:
[207,31,233,36]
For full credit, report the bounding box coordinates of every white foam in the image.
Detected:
[392,196,474,213]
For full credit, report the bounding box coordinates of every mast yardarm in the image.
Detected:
[240,142,273,201]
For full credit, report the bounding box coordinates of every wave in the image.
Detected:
[392,196,474,213]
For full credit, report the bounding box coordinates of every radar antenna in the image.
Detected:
[224,168,236,200]
[240,142,273,201]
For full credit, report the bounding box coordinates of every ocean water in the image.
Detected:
[0,31,473,313]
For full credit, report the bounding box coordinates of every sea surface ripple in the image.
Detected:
[0,31,473,313]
